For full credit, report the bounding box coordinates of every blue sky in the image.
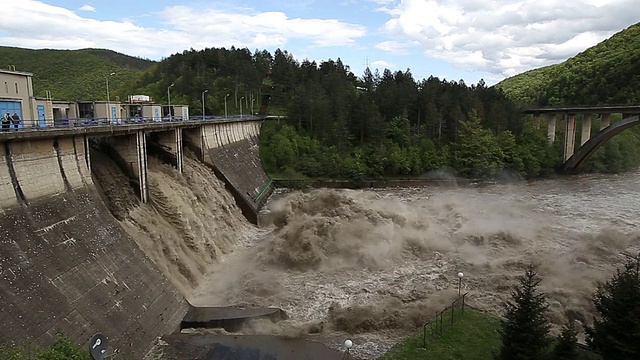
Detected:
[3,1,640,85]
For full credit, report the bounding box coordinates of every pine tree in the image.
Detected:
[552,323,578,360]
[496,264,550,360]
[585,254,640,359]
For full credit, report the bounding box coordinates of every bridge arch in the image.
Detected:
[563,115,640,173]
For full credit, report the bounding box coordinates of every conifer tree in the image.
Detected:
[586,254,640,359]
[552,322,578,360]
[496,264,550,360]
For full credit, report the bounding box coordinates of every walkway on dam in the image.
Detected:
[0,114,266,140]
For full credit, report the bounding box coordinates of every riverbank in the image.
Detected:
[272,178,471,189]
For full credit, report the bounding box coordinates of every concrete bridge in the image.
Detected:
[525,105,640,172]
[0,115,272,357]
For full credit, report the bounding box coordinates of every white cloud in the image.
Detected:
[0,1,366,60]
[378,0,640,80]
[372,60,396,68]
[374,40,418,54]
[79,4,95,12]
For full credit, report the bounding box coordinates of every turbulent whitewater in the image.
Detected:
[91,150,640,358]
[194,174,640,358]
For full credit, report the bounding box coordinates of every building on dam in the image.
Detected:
[0,68,189,127]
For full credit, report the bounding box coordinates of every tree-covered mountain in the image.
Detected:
[496,22,640,106]
[6,19,640,180]
[128,46,559,179]
[0,46,155,101]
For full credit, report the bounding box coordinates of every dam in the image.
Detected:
[0,117,275,357]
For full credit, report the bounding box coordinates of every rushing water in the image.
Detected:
[92,151,640,359]
[190,170,640,359]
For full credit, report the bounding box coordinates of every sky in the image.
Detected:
[2,1,640,85]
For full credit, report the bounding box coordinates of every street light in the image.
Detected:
[105,72,115,122]
[457,272,464,296]
[344,339,353,359]
[167,83,175,120]
[240,96,244,118]
[201,89,208,119]
[224,93,229,119]
[251,98,256,115]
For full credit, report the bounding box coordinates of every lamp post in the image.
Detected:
[251,98,255,115]
[240,96,244,118]
[343,339,353,360]
[201,89,208,119]
[167,83,175,120]
[105,72,115,123]
[224,93,230,119]
[457,272,464,296]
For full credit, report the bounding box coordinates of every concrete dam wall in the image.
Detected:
[185,121,273,224]
[0,120,271,356]
[0,136,187,357]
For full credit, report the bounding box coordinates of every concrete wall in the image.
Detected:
[185,121,272,224]
[0,136,187,357]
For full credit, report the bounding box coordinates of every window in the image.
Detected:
[4,82,7,93]
[78,103,94,118]
[14,83,18,94]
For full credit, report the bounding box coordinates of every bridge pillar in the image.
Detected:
[581,113,592,146]
[153,129,184,173]
[600,113,611,130]
[563,114,576,161]
[547,113,557,145]
[108,130,149,203]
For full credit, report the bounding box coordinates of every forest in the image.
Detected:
[117,43,640,181]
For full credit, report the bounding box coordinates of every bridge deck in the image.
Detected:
[525,105,640,115]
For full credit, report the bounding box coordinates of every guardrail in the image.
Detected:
[0,114,263,133]
[422,292,468,349]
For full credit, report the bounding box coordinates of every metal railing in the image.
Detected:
[0,114,263,133]
[422,292,468,349]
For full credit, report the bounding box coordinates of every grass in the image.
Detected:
[380,307,502,360]
[379,307,602,360]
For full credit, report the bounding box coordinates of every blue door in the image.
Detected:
[111,106,118,124]
[37,105,46,127]
[0,101,22,129]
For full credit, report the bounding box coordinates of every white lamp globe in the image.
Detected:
[458,272,464,278]
[344,339,353,349]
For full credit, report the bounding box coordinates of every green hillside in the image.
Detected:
[0,46,155,101]
[496,22,640,106]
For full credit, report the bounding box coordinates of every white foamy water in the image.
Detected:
[191,170,640,358]
[93,148,640,359]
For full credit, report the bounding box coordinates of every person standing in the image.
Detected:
[11,113,20,130]
[2,113,10,131]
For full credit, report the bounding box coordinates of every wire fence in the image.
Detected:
[421,292,469,349]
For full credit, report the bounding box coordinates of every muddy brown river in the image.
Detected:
[186,170,640,359]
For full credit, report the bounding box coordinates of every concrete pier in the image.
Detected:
[563,114,576,161]
[547,113,557,145]
[600,113,611,130]
[581,113,592,146]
